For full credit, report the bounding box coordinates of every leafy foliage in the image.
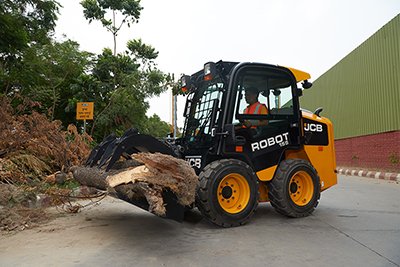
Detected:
[1,0,175,145]
[81,0,142,25]
[80,0,142,55]
[127,38,158,62]
[2,39,92,124]
[0,96,92,183]
[0,0,60,58]
[71,44,171,141]
[142,114,171,138]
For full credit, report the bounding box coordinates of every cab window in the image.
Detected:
[233,67,295,124]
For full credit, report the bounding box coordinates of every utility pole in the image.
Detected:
[171,91,177,139]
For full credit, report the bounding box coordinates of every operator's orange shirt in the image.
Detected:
[244,101,268,115]
[242,101,268,128]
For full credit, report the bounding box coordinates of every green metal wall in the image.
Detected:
[300,14,400,139]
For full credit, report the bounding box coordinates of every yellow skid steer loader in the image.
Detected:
[83,61,337,227]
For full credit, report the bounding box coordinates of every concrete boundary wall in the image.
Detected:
[335,130,400,172]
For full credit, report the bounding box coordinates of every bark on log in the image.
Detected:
[71,159,143,190]
[71,166,108,190]
[72,153,199,217]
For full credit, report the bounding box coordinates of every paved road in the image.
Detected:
[1,175,399,267]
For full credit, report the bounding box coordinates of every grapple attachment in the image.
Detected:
[86,128,177,171]
[78,128,189,223]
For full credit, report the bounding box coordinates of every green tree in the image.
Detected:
[80,0,142,55]
[78,0,176,141]
[0,0,60,94]
[71,44,171,141]
[142,114,171,138]
[0,0,60,55]
[5,40,91,122]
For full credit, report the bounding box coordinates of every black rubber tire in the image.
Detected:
[268,159,320,218]
[195,159,259,227]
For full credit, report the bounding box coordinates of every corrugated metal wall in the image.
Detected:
[300,14,400,139]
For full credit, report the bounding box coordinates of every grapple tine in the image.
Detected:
[104,141,132,172]
[97,129,139,169]
[101,129,141,171]
[85,146,99,166]
[97,139,119,168]
[89,128,177,171]
[104,133,177,171]
[90,138,117,167]
[121,128,139,138]
[85,134,116,167]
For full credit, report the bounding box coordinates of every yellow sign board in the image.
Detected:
[76,102,94,120]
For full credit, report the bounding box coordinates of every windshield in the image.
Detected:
[232,67,295,125]
[183,78,224,147]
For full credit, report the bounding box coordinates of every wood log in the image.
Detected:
[71,158,144,190]
[72,153,199,217]
[71,166,108,190]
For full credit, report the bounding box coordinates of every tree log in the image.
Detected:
[72,153,199,217]
[71,166,108,190]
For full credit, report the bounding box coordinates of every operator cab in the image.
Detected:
[180,61,311,174]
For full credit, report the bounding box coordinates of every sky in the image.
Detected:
[55,0,400,128]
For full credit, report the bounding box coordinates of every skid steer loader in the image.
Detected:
[84,61,337,227]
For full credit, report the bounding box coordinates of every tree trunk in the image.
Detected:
[72,153,199,217]
[113,10,117,56]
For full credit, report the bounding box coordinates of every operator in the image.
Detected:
[241,87,268,128]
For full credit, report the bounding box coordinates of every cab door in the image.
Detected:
[224,64,302,177]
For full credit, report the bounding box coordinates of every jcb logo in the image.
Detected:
[304,123,323,132]
[185,156,202,168]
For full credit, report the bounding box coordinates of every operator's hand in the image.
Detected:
[242,120,252,128]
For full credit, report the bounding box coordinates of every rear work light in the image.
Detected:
[204,62,216,81]
[180,75,191,93]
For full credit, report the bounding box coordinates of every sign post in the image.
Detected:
[76,102,94,133]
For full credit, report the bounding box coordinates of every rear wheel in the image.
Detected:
[268,159,320,217]
[196,159,259,227]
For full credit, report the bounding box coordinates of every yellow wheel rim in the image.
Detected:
[289,171,314,206]
[217,173,250,214]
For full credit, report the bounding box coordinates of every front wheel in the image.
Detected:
[196,159,259,227]
[268,159,320,217]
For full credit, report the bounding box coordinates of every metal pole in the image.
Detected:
[173,94,177,139]
[83,119,86,134]
[171,90,174,136]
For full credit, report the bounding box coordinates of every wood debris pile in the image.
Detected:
[0,96,92,183]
